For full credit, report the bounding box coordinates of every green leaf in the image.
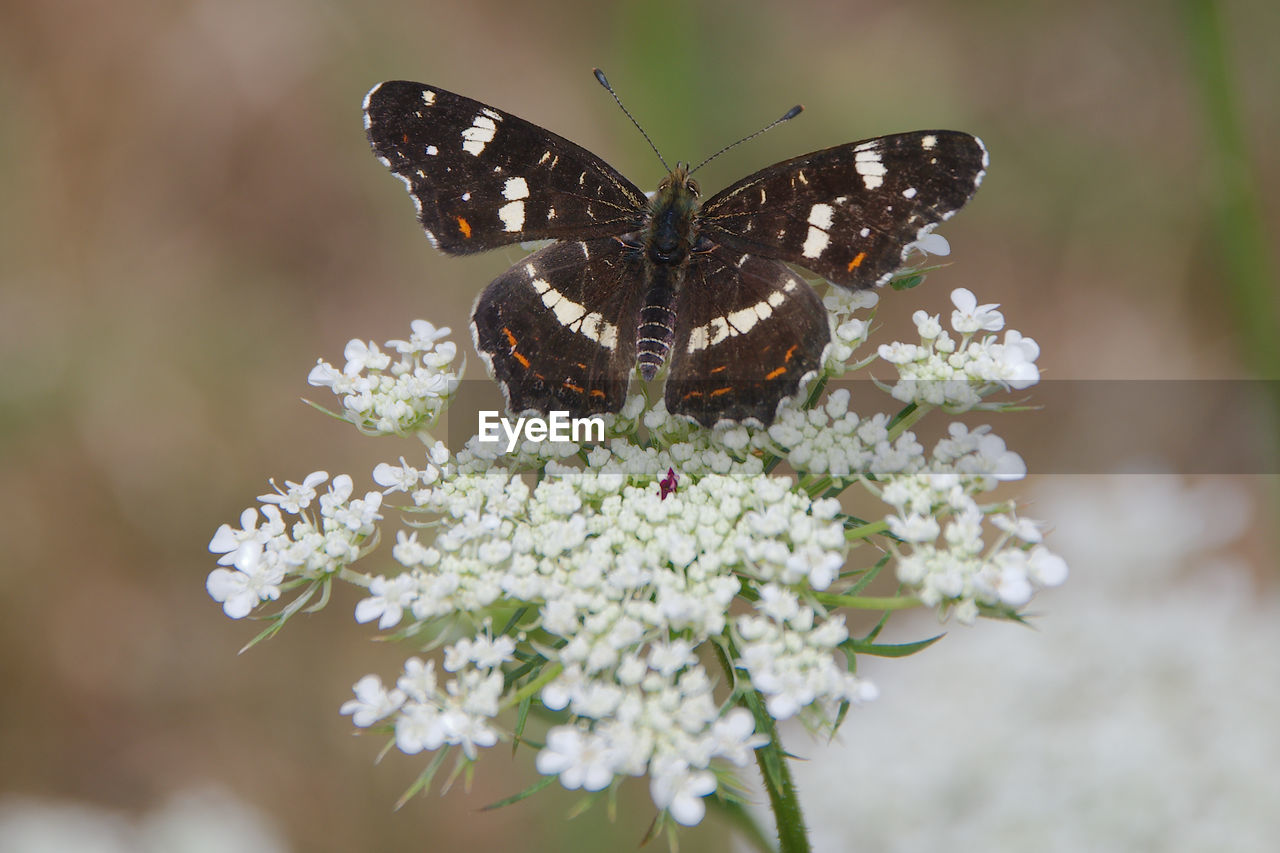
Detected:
[394,747,451,809]
[478,774,556,811]
[842,632,944,658]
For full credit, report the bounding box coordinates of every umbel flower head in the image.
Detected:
[207,282,1065,837]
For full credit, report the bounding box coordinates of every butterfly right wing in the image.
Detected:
[666,244,829,427]
[698,131,987,288]
[471,237,646,416]
[364,81,649,254]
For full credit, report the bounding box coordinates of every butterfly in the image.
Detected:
[363,74,986,426]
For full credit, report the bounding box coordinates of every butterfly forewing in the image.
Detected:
[470,236,645,416]
[666,245,828,426]
[364,81,649,254]
[698,131,987,288]
[366,80,988,427]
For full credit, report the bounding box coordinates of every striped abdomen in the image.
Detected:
[636,267,679,380]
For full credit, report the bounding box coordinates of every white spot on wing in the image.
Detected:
[503,176,530,200]
[498,200,525,231]
[425,145,438,156]
[532,278,618,349]
[855,148,886,189]
[421,90,436,105]
[709,317,729,347]
[902,187,917,199]
[462,114,497,156]
[807,203,834,229]
[921,134,936,149]
[686,290,794,353]
[802,227,829,259]
[802,202,834,258]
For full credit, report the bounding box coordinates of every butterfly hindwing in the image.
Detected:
[666,244,829,426]
[364,81,649,254]
[470,236,645,416]
[698,131,986,288]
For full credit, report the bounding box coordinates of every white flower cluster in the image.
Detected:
[207,473,383,619]
[307,320,459,435]
[764,389,924,479]
[823,286,879,370]
[209,285,1065,830]
[337,436,869,823]
[880,453,1068,623]
[877,288,1040,408]
[340,643,511,762]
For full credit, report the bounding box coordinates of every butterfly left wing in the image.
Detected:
[364,81,649,254]
[471,236,646,416]
[698,130,987,288]
[666,244,828,426]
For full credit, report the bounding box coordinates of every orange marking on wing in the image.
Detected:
[513,351,531,369]
[709,387,733,398]
[765,366,787,380]
[710,365,728,374]
[588,389,607,399]
[847,251,867,271]
[682,390,704,401]
[784,344,799,362]
[563,381,585,393]
[457,216,472,238]
[502,327,518,347]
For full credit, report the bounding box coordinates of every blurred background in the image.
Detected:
[0,0,1276,851]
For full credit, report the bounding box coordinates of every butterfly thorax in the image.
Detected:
[635,165,701,379]
[643,165,701,265]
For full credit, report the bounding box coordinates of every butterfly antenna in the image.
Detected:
[689,103,804,175]
[593,68,671,172]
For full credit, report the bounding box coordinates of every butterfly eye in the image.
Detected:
[685,178,700,196]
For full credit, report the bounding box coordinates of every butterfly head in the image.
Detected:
[646,163,701,264]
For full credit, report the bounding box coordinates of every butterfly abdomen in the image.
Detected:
[636,267,680,380]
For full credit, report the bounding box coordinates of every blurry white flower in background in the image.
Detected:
[746,475,1278,853]
[0,786,289,853]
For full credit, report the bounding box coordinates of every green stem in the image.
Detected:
[501,661,562,711]
[887,401,934,441]
[715,642,810,853]
[815,593,922,611]
[845,518,889,541]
